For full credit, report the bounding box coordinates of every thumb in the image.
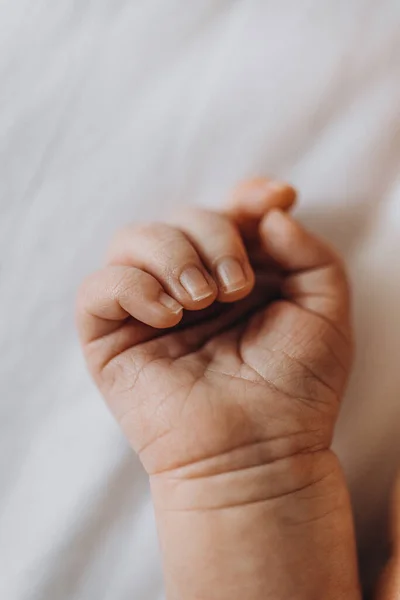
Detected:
[254,209,353,399]
[259,208,351,340]
[376,475,400,600]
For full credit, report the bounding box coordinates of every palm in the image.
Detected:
[101,260,350,476]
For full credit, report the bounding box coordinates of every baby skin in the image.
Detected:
[77,179,399,600]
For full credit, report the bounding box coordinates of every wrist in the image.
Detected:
[151,450,362,600]
[151,449,335,512]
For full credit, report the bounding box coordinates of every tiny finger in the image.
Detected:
[169,208,255,303]
[106,224,218,310]
[226,177,297,241]
[76,266,183,344]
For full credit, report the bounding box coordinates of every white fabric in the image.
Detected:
[1,1,399,598]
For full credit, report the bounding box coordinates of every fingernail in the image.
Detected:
[179,266,214,301]
[158,292,183,314]
[216,257,247,293]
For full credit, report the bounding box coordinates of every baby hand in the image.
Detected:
[77,179,351,482]
[77,179,360,599]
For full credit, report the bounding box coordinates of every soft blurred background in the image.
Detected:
[1,1,399,599]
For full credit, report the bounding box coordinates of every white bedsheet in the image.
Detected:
[1,1,399,598]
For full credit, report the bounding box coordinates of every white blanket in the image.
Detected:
[1,1,399,598]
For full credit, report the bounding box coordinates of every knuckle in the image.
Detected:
[107,222,187,268]
[113,267,139,298]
